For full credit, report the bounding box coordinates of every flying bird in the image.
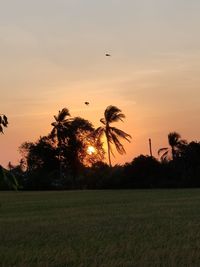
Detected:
[105,53,111,57]
[85,102,89,105]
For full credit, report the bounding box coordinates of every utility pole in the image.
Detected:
[149,138,153,157]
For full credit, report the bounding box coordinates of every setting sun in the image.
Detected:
[87,146,96,155]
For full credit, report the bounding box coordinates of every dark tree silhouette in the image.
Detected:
[0,114,8,134]
[50,109,105,184]
[20,136,59,172]
[158,132,187,161]
[50,108,71,146]
[65,117,104,167]
[61,117,104,186]
[64,117,94,173]
[124,155,162,188]
[50,108,71,178]
[95,105,131,167]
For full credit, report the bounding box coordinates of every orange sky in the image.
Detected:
[1,0,200,167]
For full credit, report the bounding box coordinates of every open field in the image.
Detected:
[1,189,200,267]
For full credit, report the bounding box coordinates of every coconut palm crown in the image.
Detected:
[50,108,71,146]
[95,105,131,167]
[158,132,187,161]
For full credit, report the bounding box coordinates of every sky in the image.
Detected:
[1,0,200,167]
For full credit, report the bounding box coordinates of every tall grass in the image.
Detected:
[1,189,200,266]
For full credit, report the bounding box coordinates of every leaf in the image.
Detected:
[2,121,7,127]
[110,131,126,155]
[110,127,131,142]
[0,125,4,134]
[158,147,168,155]
[3,115,8,125]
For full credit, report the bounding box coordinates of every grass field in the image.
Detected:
[1,189,200,267]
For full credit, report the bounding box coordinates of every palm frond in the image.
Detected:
[57,108,70,121]
[178,139,188,147]
[168,132,181,147]
[110,127,131,142]
[54,115,58,121]
[106,130,114,144]
[110,112,125,123]
[0,114,8,133]
[100,118,106,125]
[3,115,8,125]
[104,106,123,123]
[158,147,168,155]
[94,127,105,139]
[110,132,126,155]
[0,125,4,134]
[160,150,170,161]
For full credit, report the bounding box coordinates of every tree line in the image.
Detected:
[1,108,200,190]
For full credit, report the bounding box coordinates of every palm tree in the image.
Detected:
[50,108,71,177]
[95,105,131,167]
[158,132,187,161]
[0,114,8,133]
[50,108,71,146]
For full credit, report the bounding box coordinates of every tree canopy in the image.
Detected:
[95,105,131,166]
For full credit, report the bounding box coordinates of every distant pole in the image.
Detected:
[149,138,153,157]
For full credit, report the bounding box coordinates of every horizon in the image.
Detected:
[1,0,200,167]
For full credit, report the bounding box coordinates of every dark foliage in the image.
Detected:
[4,140,200,190]
[95,105,131,167]
[0,114,8,134]
[123,155,162,188]
[2,108,200,191]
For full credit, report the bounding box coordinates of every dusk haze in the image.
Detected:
[1,0,200,166]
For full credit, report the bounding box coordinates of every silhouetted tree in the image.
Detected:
[50,108,71,178]
[50,110,105,172]
[124,155,162,188]
[18,110,105,189]
[50,108,71,146]
[61,117,104,186]
[19,136,60,189]
[66,117,104,168]
[180,141,200,186]
[20,136,59,172]
[158,132,187,161]
[95,105,131,167]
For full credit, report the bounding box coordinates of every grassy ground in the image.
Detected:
[1,189,200,267]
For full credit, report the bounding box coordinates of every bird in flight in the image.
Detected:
[85,102,89,105]
[105,53,111,57]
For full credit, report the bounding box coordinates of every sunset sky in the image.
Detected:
[1,0,200,167]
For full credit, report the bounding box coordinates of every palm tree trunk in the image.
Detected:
[107,141,112,167]
[59,149,62,179]
[106,130,112,167]
[172,147,175,160]
[58,139,63,179]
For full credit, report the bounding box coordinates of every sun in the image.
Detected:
[87,145,96,155]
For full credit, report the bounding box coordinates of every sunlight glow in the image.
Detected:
[87,146,96,155]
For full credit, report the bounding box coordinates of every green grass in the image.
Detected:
[1,189,200,267]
